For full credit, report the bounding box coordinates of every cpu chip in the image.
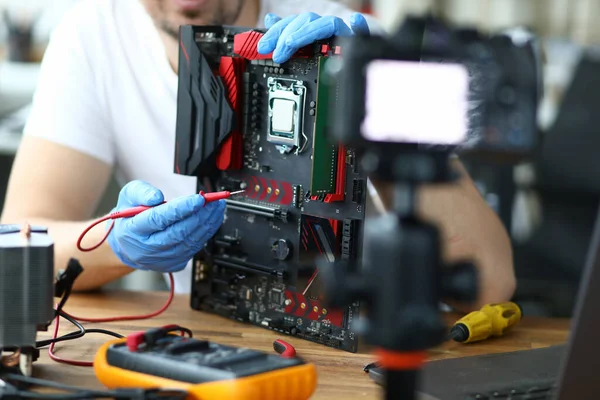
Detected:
[271,98,295,134]
[267,77,306,154]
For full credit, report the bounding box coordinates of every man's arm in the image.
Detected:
[370,159,515,309]
[1,136,132,291]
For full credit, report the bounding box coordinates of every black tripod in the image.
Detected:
[320,150,479,400]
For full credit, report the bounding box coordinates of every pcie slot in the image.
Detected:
[215,239,239,249]
[225,199,288,221]
[226,199,276,212]
[214,258,281,277]
[226,205,273,219]
[212,278,231,286]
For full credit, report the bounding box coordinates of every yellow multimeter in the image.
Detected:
[93,325,317,400]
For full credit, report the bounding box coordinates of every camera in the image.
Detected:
[326,15,542,169]
[317,15,543,399]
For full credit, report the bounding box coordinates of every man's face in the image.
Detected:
[141,0,245,38]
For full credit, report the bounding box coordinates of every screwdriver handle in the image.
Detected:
[451,301,522,343]
[483,302,522,334]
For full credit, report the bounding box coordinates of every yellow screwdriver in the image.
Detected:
[447,302,522,343]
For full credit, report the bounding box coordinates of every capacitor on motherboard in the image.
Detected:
[271,239,292,261]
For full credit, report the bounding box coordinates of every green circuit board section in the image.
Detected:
[311,56,338,196]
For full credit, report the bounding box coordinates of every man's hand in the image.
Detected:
[107,180,226,273]
[257,12,370,64]
[370,160,516,310]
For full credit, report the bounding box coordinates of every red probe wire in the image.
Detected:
[54,189,243,366]
[51,274,175,366]
[76,204,160,252]
[62,273,175,323]
[76,190,244,252]
[49,309,91,366]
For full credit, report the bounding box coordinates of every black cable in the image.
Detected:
[3,386,187,399]
[59,312,84,331]
[3,389,100,399]
[83,329,124,339]
[3,374,187,399]
[53,258,83,318]
[38,257,81,347]
[54,288,71,316]
[35,311,123,348]
[168,326,193,338]
[35,312,85,348]
[2,374,110,396]
[58,311,124,340]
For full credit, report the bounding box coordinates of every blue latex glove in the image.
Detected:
[106,180,226,273]
[257,12,371,64]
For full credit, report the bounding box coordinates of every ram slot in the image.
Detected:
[311,56,337,195]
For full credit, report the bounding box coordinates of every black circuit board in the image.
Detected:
[189,29,367,352]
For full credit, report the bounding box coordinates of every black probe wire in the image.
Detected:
[36,268,81,348]
[79,328,124,339]
[36,312,85,348]
[36,311,123,348]
[55,287,72,317]
[38,267,123,348]
[58,310,124,340]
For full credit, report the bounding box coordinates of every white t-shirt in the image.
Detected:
[24,0,381,293]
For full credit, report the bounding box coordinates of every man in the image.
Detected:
[0,0,515,309]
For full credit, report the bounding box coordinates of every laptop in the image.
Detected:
[412,202,600,399]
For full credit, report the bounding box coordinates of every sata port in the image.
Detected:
[352,179,364,203]
[343,225,351,236]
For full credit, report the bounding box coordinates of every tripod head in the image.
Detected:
[318,14,542,400]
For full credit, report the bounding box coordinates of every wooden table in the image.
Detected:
[34,291,571,399]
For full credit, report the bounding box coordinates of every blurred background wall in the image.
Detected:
[0,0,599,315]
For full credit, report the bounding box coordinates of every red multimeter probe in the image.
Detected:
[76,190,244,252]
[273,339,297,358]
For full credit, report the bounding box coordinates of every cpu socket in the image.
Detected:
[267,77,306,154]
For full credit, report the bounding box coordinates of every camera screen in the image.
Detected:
[361,60,470,145]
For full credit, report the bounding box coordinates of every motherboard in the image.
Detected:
[174,25,367,352]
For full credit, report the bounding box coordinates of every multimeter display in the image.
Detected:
[105,336,304,383]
